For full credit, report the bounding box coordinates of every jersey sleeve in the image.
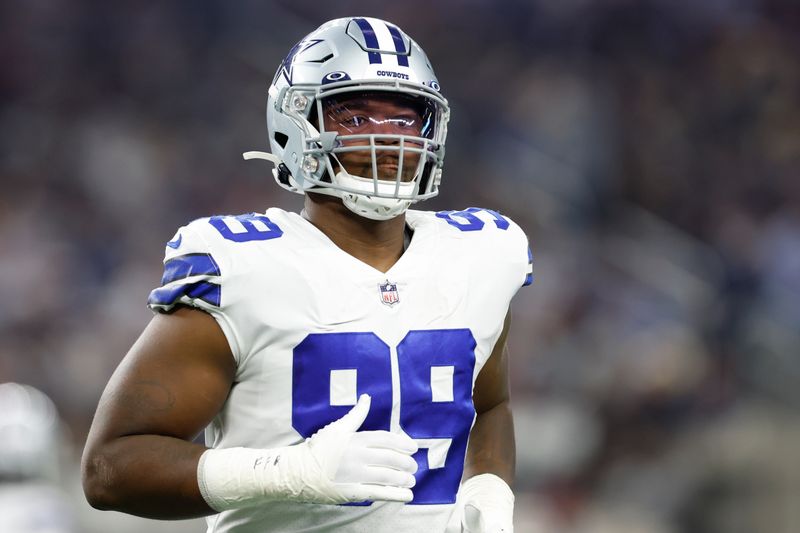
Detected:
[147,221,223,312]
[147,219,243,361]
[518,224,534,289]
[433,207,533,291]
[498,213,533,292]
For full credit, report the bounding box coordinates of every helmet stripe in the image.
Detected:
[386,24,410,67]
[353,18,383,64]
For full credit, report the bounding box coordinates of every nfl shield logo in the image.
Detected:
[379,280,400,306]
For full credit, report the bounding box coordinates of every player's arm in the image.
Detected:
[82,306,419,519]
[81,306,235,519]
[448,309,515,532]
[466,309,515,484]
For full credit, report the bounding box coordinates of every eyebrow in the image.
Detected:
[328,99,370,112]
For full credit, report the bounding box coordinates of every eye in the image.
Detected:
[395,116,417,128]
[342,115,367,128]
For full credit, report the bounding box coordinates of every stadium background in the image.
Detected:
[1,0,798,531]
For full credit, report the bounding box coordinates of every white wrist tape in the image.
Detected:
[454,473,515,533]
[460,473,514,509]
[197,445,314,510]
[196,395,418,511]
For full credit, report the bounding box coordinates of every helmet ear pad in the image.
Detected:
[276,104,335,187]
[306,105,334,185]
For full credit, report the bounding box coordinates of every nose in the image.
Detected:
[371,121,406,151]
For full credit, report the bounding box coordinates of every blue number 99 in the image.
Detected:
[291,329,476,505]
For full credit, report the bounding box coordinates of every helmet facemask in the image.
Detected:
[286,83,447,220]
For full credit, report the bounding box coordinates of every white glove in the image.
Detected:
[198,394,419,510]
[445,473,514,533]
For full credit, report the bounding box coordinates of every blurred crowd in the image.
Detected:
[1,0,798,531]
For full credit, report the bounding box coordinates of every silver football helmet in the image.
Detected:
[0,383,61,481]
[245,17,450,220]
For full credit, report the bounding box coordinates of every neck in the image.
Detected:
[302,193,407,273]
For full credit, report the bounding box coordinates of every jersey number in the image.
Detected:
[435,207,509,232]
[208,210,509,240]
[292,329,476,505]
[208,214,283,242]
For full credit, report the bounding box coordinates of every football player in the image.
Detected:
[82,17,532,533]
[0,383,75,533]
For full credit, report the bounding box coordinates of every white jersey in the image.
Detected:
[148,207,532,533]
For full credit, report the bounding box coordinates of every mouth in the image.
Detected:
[376,152,399,164]
[375,155,400,174]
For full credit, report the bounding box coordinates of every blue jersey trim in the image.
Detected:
[148,281,222,308]
[161,253,221,285]
[523,248,534,287]
[166,234,183,249]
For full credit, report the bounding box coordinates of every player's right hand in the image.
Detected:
[298,394,419,504]
[197,394,418,509]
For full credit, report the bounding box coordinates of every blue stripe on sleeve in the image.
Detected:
[354,18,383,64]
[148,281,222,308]
[161,253,221,285]
[386,24,410,67]
[523,247,534,286]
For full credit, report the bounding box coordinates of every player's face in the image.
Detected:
[321,92,432,182]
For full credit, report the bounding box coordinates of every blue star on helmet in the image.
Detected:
[277,39,324,86]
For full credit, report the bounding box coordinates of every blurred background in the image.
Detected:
[1,0,799,531]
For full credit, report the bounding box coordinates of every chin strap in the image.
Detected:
[243,151,302,193]
[243,151,282,165]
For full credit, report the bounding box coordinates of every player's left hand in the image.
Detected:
[445,503,512,533]
[463,503,512,533]
[444,473,514,533]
